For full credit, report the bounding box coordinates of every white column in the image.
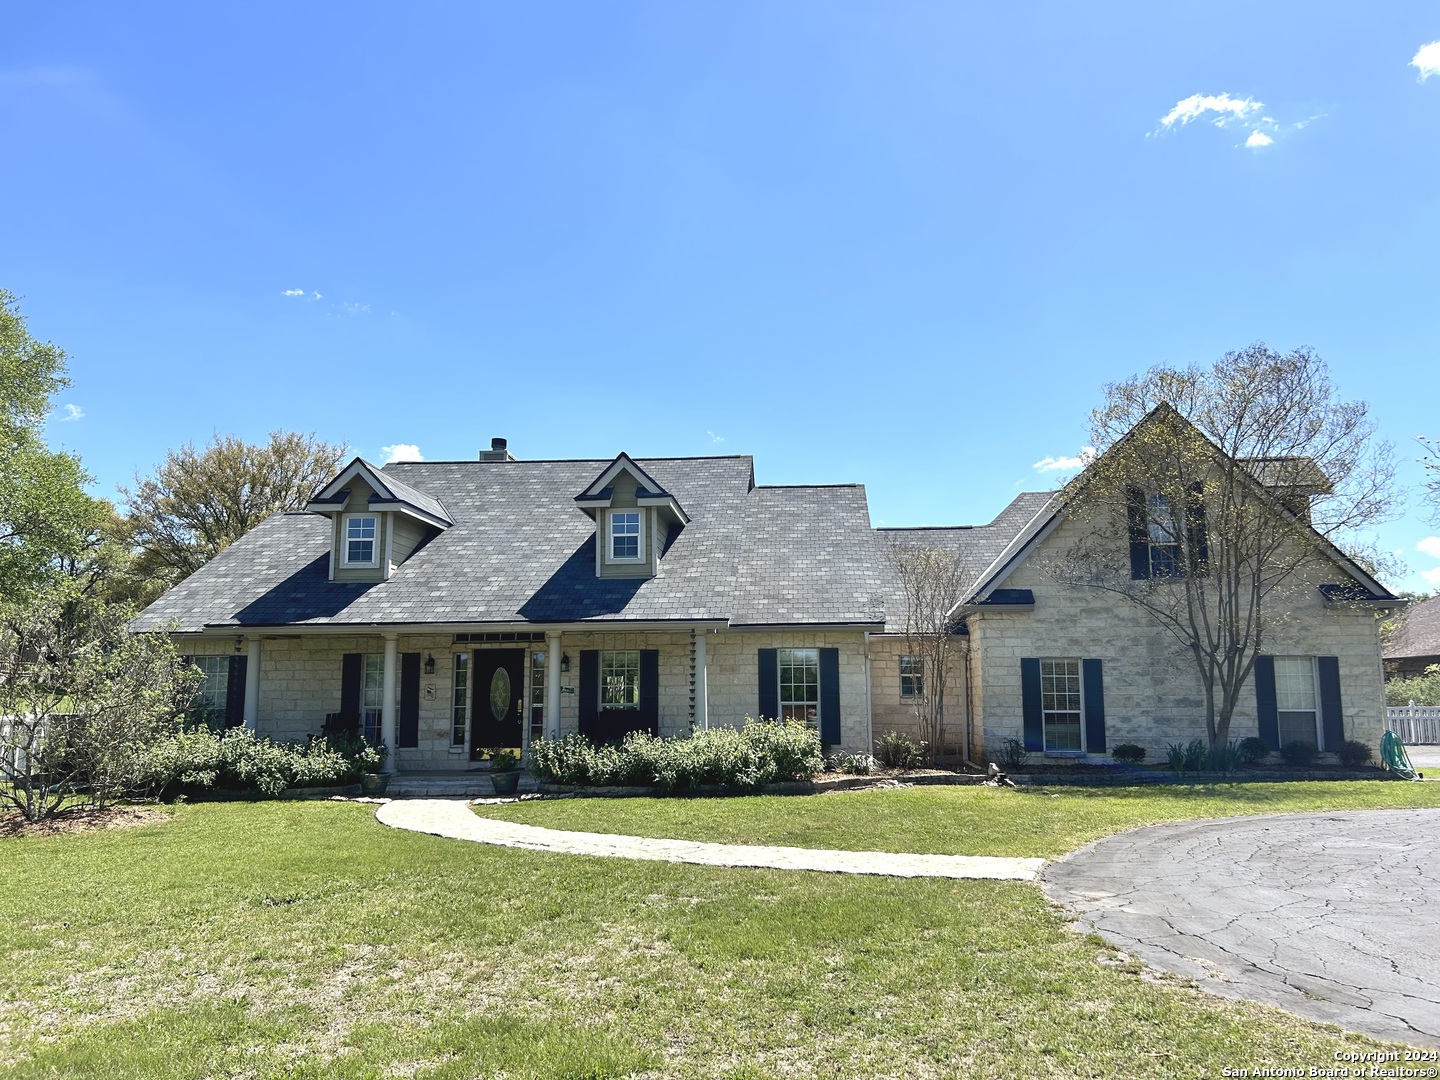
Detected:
[243,638,261,731]
[545,631,562,739]
[695,631,709,730]
[380,633,398,772]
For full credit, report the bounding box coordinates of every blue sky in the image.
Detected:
[4,3,1439,589]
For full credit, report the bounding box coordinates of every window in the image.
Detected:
[600,650,640,709]
[609,511,641,561]
[1041,658,1083,751]
[451,652,469,748]
[343,515,379,566]
[899,656,924,699]
[529,650,546,742]
[779,648,820,725]
[1145,493,1182,578]
[193,656,229,720]
[1274,656,1319,748]
[362,653,386,741]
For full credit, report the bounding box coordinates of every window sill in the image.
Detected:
[447,745,464,754]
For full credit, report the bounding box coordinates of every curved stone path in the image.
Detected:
[375,799,1045,880]
[1044,809,1440,1048]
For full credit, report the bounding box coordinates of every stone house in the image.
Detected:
[131,423,1399,773]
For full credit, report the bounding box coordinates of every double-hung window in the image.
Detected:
[1274,656,1319,748]
[601,650,640,709]
[779,648,820,725]
[899,656,924,700]
[1145,494,1183,578]
[609,512,641,562]
[193,656,229,721]
[1040,658,1083,751]
[343,515,379,567]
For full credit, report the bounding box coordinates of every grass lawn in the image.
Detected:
[0,796,1431,1079]
[473,779,1440,858]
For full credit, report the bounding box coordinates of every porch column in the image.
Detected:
[545,631,562,739]
[694,631,709,730]
[243,638,261,731]
[380,633,398,772]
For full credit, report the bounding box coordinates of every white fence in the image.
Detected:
[1386,702,1440,745]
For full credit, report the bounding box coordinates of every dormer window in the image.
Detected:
[610,512,642,562]
[343,515,379,567]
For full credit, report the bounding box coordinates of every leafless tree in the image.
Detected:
[885,538,971,765]
[1048,344,1397,751]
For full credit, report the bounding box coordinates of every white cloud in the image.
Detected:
[1032,446,1096,473]
[1422,566,1440,586]
[1245,129,1273,148]
[1158,92,1263,130]
[52,403,84,422]
[281,288,305,297]
[312,291,322,301]
[380,443,423,464]
[340,301,371,316]
[706,430,724,443]
[1417,536,1440,560]
[1412,40,1440,81]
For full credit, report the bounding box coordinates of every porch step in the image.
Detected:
[387,775,542,798]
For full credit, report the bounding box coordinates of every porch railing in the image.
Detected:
[1386,702,1440,745]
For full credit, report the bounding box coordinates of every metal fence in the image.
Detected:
[1386,702,1440,745]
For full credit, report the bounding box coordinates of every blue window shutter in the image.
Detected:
[1317,656,1343,751]
[1082,659,1106,753]
[757,649,778,720]
[398,652,420,748]
[1020,658,1043,751]
[225,655,247,729]
[1254,655,1279,750]
[819,647,841,745]
[340,653,363,720]
[1127,488,1150,580]
[639,650,660,734]
[1186,482,1209,575]
[579,650,599,738]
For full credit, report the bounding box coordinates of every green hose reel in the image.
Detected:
[1381,729,1420,780]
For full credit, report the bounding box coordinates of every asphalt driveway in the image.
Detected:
[1044,809,1440,1047]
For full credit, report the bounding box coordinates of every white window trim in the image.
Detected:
[899,655,924,700]
[600,650,642,710]
[341,513,381,568]
[777,647,821,726]
[1040,657,1086,754]
[1274,655,1322,750]
[607,509,646,564]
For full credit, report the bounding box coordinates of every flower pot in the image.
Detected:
[359,772,390,796]
[490,770,521,797]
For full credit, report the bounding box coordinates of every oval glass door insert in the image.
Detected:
[489,668,511,723]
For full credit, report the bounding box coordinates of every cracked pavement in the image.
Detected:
[1044,809,1440,1047]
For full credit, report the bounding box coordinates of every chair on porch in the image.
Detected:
[322,711,360,740]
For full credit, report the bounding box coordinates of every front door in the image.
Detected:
[471,649,525,759]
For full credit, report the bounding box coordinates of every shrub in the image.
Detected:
[1203,740,1243,775]
[874,731,925,770]
[529,719,824,792]
[1165,743,1187,774]
[1337,739,1373,768]
[141,727,378,798]
[1238,737,1272,767]
[1110,743,1146,765]
[1280,739,1320,767]
[828,751,877,775]
[1384,664,1440,707]
[997,737,1028,770]
[1182,739,1207,773]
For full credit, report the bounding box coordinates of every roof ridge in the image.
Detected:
[384,455,754,465]
[754,483,864,490]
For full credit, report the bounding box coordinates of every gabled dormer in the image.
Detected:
[305,458,453,582]
[574,453,689,579]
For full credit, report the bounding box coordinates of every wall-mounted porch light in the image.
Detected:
[561,653,571,673]
[424,654,436,675]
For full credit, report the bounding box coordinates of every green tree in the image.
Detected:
[0,290,105,598]
[121,430,347,592]
[1051,344,1397,751]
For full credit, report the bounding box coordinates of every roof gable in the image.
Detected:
[305,457,454,529]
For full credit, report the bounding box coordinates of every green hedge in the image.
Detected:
[143,728,383,798]
[1386,665,1440,707]
[530,719,825,792]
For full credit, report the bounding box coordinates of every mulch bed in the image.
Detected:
[0,805,171,839]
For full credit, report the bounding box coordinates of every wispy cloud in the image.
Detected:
[281,288,305,297]
[1418,536,1440,560]
[381,443,423,464]
[1413,41,1440,81]
[280,288,323,301]
[51,403,84,422]
[1245,129,1274,148]
[706,430,724,444]
[1032,446,1095,473]
[340,301,371,316]
[1157,92,1263,131]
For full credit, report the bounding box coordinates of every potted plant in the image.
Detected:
[486,747,521,796]
[357,739,389,796]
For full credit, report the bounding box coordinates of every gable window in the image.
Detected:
[609,512,642,561]
[600,650,640,709]
[343,515,379,567]
[1274,656,1319,747]
[1040,658,1083,751]
[1128,486,1206,580]
[779,648,820,724]
[899,656,924,700]
[193,656,229,721]
[1144,494,1182,577]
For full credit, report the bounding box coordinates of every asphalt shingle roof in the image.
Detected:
[1385,594,1440,663]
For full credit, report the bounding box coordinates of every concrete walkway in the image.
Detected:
[1044,809,1440,1048]
[375,798,1045,880]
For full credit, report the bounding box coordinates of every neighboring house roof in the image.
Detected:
[132,455,888,632]
[1385,595,1440,662]
[1239,455,1332,493]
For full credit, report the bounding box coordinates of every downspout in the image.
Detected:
[961,616,981,772]
[863,631,874,754]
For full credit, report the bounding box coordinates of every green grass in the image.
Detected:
[474,780,1440,858]
[0,798,1428,1079]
